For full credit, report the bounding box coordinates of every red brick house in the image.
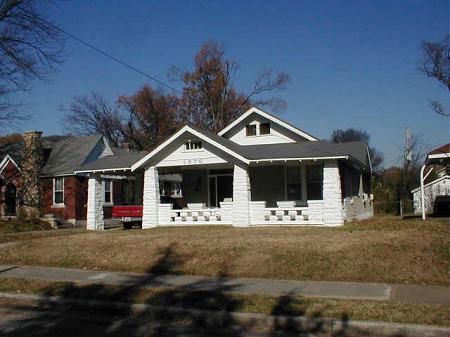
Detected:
[0,131,145,226]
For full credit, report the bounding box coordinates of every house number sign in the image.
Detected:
[184,158,203,165]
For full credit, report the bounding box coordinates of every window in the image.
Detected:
[260,122,270,135]
[185,141,202,151]
[286,166,302,200]
[246,124,257,136]
[53,177,64,205]
[104,179,113,204]
[306,164,323,200]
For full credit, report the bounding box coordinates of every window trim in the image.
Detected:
[103,179,113,206]
[260,122,271,135]
[53,177,64,207]
[245,124,257,137]
[184,140,203,152]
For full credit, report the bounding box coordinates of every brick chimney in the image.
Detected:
[19,131,43,219]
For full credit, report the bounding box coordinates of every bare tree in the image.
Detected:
[170,41,290,132]
[0,0,64,126]
[418,35,450,117]
[118,84,180,151]
[61,92,122,147]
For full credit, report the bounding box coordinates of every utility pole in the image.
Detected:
[401,128,412,215]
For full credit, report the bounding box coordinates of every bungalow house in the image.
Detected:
[75,107,374,229]
[0,107,373,228]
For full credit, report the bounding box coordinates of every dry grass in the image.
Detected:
[0,216,448,285]
[0,277,448,327]
[0,219,52,234]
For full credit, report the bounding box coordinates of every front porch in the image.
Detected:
[84,159,344,229]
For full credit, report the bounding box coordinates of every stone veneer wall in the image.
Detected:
[86,176,104,230]
[142,166,159,228]
[18,131,43,217]
[232,164,251,226]
[322,161,344,226]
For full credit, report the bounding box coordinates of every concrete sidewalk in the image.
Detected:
[0,265,449,305]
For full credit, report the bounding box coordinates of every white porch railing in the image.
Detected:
[250,200,324,225]
[158,200,325,226]
[158,201,233,225]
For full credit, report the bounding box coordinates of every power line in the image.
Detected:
[22,8,183,94]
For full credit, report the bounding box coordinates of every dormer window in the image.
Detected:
[260,122,270,135]
[246,124,257,136]
[185,141,202,151]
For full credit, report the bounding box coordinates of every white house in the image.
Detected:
[412,143,450,215]
[76,107,374,229]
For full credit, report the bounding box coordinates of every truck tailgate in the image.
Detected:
[111,205,143,218]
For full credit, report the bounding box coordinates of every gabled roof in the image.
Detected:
[131,125,251,171]
[127,124,370,172]
[217,107,318,141]
[425,143,450,165]
[40,135,104,176]
[0,154,20,174]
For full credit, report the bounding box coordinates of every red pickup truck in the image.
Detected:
[112,205,143,228]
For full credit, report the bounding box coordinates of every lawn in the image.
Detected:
[0,216,448,285]
[0,218,52,234]
[0,219,83,244]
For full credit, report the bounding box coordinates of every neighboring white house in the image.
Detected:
[412,143,450,215]
[76,107,374,229]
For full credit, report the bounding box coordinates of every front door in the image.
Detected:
[208,172,233,207]
[5,183,16,216]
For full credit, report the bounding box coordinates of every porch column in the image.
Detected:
[87,176,104,230]
[142,166,159,228]
[232,164,251,227]
[322,161,344,226]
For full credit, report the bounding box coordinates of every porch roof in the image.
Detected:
[75,151,147,174]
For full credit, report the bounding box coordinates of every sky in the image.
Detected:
[4,0,450,167]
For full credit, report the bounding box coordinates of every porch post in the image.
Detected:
[87,176,104,230]
[142,166,159,228]
[232,164,251,227]
[322,161,344,226]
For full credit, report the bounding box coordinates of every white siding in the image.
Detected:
[156,142,228,167]
[413,176,450,213]
[227,118,297,145]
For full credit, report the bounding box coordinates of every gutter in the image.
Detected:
[249,156,349,163]
[74,167,132,174]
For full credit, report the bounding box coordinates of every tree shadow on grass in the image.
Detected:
[0,243,404,337]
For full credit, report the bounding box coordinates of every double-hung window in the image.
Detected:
[246,124,257,136]
[185,141,202,151]
[103,179,113,205]
[286,166,302,201]
[306,164,323,200]
[53,177,64,206]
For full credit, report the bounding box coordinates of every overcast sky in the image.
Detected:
[6,0,450,167]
